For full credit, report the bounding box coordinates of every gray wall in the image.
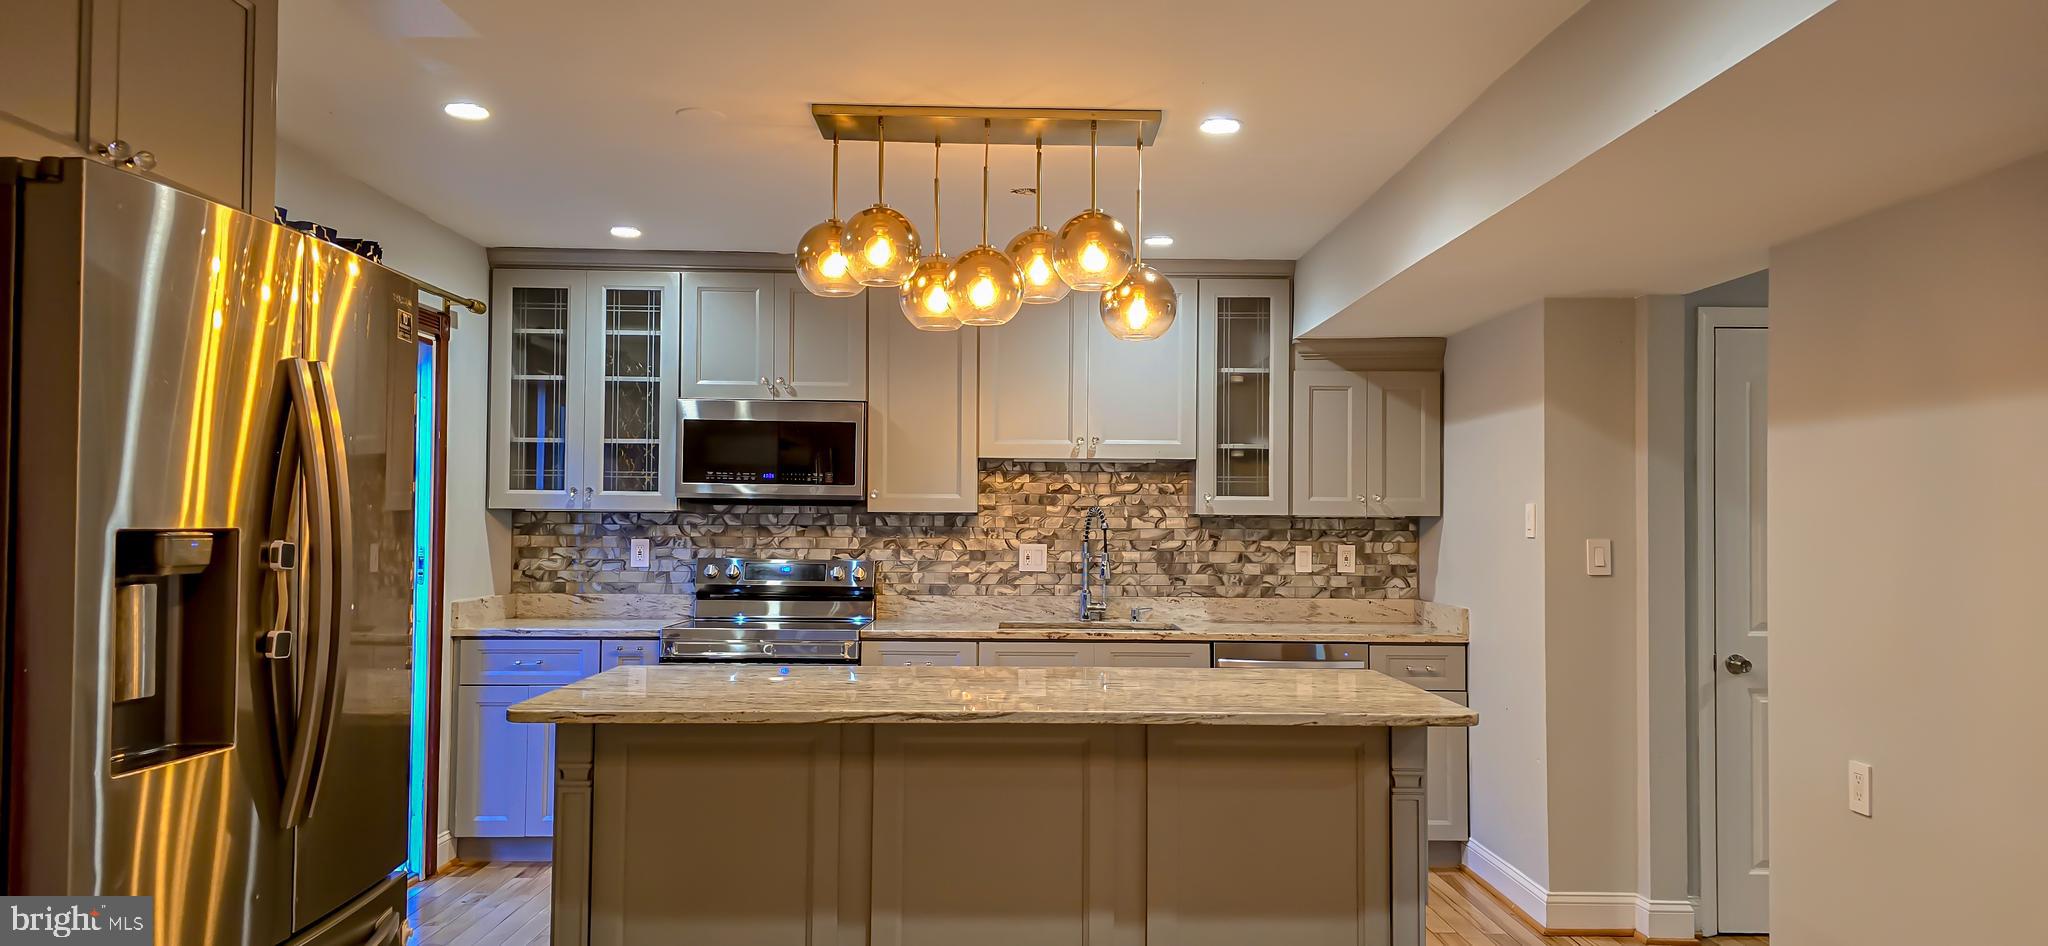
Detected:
[1766,151,2047,943]
[1425,303,1552,885]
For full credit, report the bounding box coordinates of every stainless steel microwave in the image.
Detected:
[675,399,866,501]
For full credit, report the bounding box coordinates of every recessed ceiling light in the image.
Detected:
[1144,235,1174,247]
[443,102,490,121]
[1198,116,1241,135]
[609,226,642,239]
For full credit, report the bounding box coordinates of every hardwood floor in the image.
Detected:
[405,861,1768,946]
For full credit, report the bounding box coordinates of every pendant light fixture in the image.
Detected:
[948,120,1024,327]
[794,132,862,297]
[900,138,961,331]
[1004,137,1069,304]
[843,116,921,287]
[1101,131,1176,341]
[1053,120,1134,292]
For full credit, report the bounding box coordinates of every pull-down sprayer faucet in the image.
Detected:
[1079,508,1109,621]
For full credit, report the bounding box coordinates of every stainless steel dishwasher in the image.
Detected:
[1211,641,1373,669]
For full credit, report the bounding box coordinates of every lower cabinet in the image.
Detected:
[864,640,1213,669]
[452,636,650,843]
[1426,692,1470,843]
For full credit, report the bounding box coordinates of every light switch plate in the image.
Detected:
[1585,538,1613,576]
[1336,544,1357,574]
[629,538,652,569]
[1018,543,1048,573]
[1848,761,1873,817]
[1524,503,1538,539]
[1294,545,1313,574]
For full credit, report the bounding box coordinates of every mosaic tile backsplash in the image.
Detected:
[511,461,1419,598]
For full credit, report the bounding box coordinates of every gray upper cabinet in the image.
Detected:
[489,268,679,511]
[1195,278,1292,515]
[680,272,776,399]
[2,0,276,211]
[980,293,1195,460]
[681,272,865,400]
[1087,284,1198,459]
[1361,371,1443,517]
[1291,360,1368,517]
[980,295,1088,459]
[867,298,980,513]
[1290,359,1444,518]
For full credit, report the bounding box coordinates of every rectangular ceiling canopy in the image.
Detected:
[812,104,1162,147]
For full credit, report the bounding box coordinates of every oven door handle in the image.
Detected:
[1214,658,1367,670]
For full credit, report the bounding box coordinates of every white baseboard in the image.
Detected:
[1637,896,1697,941]
[1463,840,1692,937]
[435,831,457,870]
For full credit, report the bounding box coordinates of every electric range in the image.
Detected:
[661,557,872,663]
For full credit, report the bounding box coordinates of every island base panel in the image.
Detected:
[553,723,1431,946]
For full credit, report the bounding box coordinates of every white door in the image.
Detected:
[680,272,776,398]
[1362,371,1443,517]
[1086,285,1197,459]
[774,274,867,400]
[1711,322,1770,933]
[979,295,1088,459]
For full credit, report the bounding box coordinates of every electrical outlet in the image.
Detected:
[629,538,651,569]
[1848,761,1873,817]
[1336,544,1357,574]
[1018,543,1048,573]
[1524,503,1538,539]
[1294,545,1313,574]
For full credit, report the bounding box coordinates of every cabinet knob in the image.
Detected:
[94,140,132,162]
[1072,437,1083,456]
[869,489,878,500]
[583,486,594,504]
[1371,493,1383,503]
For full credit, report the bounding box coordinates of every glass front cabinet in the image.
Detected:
[489,268,681,510]
[1194,278,1292,515]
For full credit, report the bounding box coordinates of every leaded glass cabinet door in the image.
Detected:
[583,271,680,510]
[490,270,588,509]
[1195,278,1292,515]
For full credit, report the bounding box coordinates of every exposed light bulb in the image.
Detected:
[1125,298,1150,330]
[1081,242,1109,272]
[1026,256,1052,285]
[821,252,848,278]
[864,235,893,267]
[923,285,951,314]
[969,277,997,308]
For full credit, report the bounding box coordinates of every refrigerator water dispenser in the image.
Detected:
[109,529,237,775]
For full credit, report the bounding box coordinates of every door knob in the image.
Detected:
[1724,654,1754,675]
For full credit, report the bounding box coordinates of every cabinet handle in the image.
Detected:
[1372,493,1383,503]
[1404,665,1436,674]
[583,486,594,503]
[93,140,132,162]
[773,377,789,396]
[1072,437,1083,456]
[1089,436,1101,457]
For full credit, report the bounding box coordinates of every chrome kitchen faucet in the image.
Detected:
[1080,507,1110,621]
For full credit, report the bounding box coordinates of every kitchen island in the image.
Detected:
[511,664,1475,946]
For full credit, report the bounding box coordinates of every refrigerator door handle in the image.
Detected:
[278,357,337,829]
[298,359,356,822]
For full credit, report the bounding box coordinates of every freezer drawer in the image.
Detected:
[283,872,406,946]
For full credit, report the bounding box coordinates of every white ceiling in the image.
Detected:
[277,0,1586,258]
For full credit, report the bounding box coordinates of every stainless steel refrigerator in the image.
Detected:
[2,157,416,946]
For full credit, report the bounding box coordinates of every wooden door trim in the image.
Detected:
[418,312,453,875]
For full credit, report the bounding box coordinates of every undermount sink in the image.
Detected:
[996,621,1183,631]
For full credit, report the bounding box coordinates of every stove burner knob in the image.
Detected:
[852,564,865,582]
[726,563,742,580]
[829,566,845,581]
[703,564,718,580]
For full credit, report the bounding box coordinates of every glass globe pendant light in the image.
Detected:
[1004,138,1070,304]
[1054,120,1135,292]
[844,116,921,287]
[899,138,961,331]
[1101,132,1177,341]
[949,120,1025,327]
[793,132,863,297]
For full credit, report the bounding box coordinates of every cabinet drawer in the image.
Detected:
[978,641,1092,667]
[458,639,601,685]
[1089,642,1212,668]
[600,639,660,671]
[862,642,978,667]
[1367,645,1466,691]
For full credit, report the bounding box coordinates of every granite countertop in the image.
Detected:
[505,664,1478,727]
[449,618,682,640]
[861,618,1467,644]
